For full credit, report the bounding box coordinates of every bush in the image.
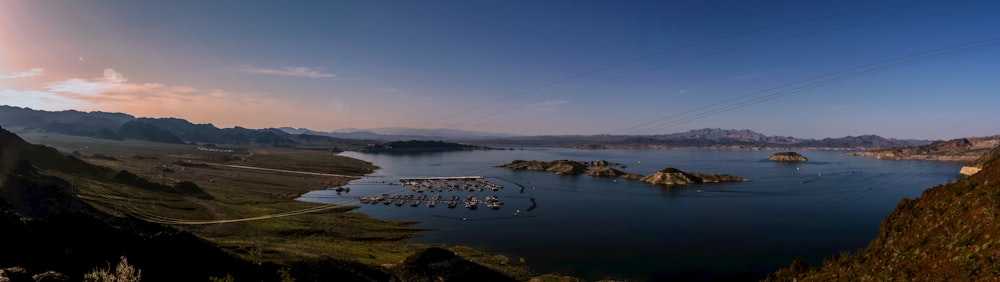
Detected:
[208,274,235,282]
[84,256,142,282]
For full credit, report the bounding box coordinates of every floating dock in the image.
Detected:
[357,176,510,210]
[359,193,504,210]
[398,176,503,193]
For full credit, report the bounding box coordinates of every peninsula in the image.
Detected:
[847,136,999,162]
[847,135,1000,176]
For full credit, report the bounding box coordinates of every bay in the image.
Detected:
[299,148,961,280]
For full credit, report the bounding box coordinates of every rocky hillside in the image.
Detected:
[847,135,1000,162]
[766,145,1000,281]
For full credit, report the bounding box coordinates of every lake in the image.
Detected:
[299,148,962,280]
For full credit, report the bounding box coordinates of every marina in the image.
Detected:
[398,176,504,193]
[357,176,507,210]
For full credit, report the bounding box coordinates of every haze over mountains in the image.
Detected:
[279,126,518,141]
[1,105,931,149]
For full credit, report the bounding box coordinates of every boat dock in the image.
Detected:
[355,176,511,210]
[398,176,503,193]
[358,193,504,210]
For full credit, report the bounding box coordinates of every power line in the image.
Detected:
[434,7,999,130]
[620,37,1000,135]
[410,0,971,130]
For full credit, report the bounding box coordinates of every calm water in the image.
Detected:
[299,148,961,280]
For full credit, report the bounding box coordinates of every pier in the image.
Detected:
[358,193,504,210]
[356,176,509,210]
[398,176,503,193]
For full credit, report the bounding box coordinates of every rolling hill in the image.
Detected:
[0,105,373,150]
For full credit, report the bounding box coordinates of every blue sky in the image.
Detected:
[1,0,999,139]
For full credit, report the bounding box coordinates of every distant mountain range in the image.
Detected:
[464,128,932,149]
[0,105,371,150]
[0,105,931,150]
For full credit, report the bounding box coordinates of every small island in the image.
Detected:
[640,167,749,185]
[768,152,808,162]
[498,160,748,187]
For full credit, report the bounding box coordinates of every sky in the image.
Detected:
[1,0,999,140]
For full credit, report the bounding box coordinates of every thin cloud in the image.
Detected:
[0,89,83,109]
[525,100,570,109]
[46,78,164,102]
[0,68,44,79]
[230,65,337,78]
[15,76,332,129]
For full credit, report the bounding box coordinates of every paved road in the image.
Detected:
[195,162,361,178]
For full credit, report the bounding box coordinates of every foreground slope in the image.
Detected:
[0,127,280,281]
[767,146,1000,281]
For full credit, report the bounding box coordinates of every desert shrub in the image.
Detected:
[278,268,296,282]
[208,274,235,282]
[84,256,142,282]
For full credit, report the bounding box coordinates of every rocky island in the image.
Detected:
[768,152,808,162]
[498,160,747,186]
[640,168,749,185]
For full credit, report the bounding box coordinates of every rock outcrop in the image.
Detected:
[958,146,999,176]
[768,152,807,162]
[959,165,982,176]
[640,168,749,185]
